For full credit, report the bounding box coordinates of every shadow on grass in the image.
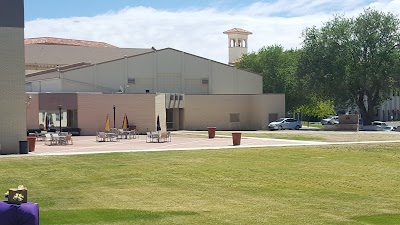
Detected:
[41,208,198,224]
[352,214,400,225]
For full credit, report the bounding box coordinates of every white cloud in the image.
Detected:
[25,0,400,63]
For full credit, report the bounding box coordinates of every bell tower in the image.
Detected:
[223,28,252,65]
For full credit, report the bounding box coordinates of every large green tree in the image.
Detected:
[299,9,400,124]
[236,45,304,112]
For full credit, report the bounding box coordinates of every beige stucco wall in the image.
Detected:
[0,27,26,154]
[76,93,164,135]
[155,93,167,132]
[26,93,40,129]
[27,48,263,95]
[251,94,286,130]
[183,94,285,130]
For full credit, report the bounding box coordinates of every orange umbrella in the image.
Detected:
[105,114,110,132]
[122,114,129,129]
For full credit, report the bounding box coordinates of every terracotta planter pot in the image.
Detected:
[232,132,242,146]
[207,127,216,138]
[27,137,36,152]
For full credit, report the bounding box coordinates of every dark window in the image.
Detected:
[230,113,240,122]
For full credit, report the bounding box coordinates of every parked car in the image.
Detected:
[321,116,339,125]
[371,121,394,131]
[268,118,302,130]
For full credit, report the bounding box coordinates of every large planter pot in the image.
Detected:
[27,137,36,152]
[232,132,242,146]
[207,127,216,138]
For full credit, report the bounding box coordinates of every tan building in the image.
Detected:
[24,31,285,135]
[0,0,26,154]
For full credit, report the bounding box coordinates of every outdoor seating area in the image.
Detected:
[41,132,73,146]
[146,131,171,143]
[96,128,139,142]
[96,113,140,142]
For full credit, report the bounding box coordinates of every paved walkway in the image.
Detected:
[26,134,328,156]
[15,133,400,157]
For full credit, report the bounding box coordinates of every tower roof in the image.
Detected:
[223,28,252,35]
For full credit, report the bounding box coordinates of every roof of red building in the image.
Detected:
[24,37,117,48]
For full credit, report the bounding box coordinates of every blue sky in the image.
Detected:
[25,0,267,20]
[24,0,400,63]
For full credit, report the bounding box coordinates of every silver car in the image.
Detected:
[268,118,302,130]
[321,116,339,125]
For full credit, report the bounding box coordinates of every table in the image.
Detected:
[120,130,131,139]
[52,134,67,145]
[105,133,118,141]
[0,201,39,225]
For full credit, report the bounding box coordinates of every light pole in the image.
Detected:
[58,105,62,133]
[113,105,116,128]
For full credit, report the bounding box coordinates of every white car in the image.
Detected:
[268,118,302,130]
[321,116,339,125]
[371,121,394,131]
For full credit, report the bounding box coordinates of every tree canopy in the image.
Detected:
[235,45,305,112]
[235,9,400,123]
[299,8,400,124]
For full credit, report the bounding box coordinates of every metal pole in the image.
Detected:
[58,105,62,133]
[113,105,116,128]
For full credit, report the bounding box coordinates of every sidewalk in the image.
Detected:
[28,134,326,156]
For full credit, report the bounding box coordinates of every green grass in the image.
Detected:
[214,132,325,141]
[241,132,325,141]
[1,144,400,224]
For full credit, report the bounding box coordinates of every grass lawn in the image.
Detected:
[178,131,400,142]
[1,143,400,224]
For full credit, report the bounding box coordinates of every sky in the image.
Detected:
[24,0,400,63]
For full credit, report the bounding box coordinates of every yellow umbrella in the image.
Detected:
[105,114,110,132]
[43,113,48,131]
[122,114,129,129]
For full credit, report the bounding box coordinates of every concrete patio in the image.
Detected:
[27,133,327,156]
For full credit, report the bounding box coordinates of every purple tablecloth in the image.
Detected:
[0,201,39,225]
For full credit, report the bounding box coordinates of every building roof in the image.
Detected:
[223,28,252,35]
[26,47,262,82]
[25,44,153,65]
[25,37,117,48]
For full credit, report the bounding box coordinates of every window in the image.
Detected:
[56,112,63,121]
[201,79,209,84]
[230,113,240,122]
[128,78,135,84]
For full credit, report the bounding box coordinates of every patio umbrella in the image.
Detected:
[43,113,49,131]
[156,115,161,132]
[105,114,110,132]
[122,114,129,129]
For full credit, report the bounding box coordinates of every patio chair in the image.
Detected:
[129,129,138,139]
[166,131,171,142]
[65,134,73,145]
[146,132,160,143]
[146,132,152,142]
[44,133,56,146]
[35,131,42,141]
[96,131,106,142]
[160,132,168,143]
